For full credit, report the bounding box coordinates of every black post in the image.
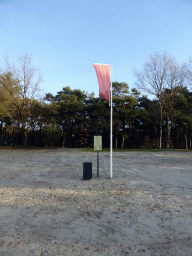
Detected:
[97,151,99,177]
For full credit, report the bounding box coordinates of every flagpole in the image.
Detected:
[92,62,112,178]
[110,65,113,178]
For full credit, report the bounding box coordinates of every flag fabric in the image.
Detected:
[93,63,111,101]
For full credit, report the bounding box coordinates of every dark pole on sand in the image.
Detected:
[97,151,99,177]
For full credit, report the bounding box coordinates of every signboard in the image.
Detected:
[94,136,102,151]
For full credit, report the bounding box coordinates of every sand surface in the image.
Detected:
[0,149,192,255]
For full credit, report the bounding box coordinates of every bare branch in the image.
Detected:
[134,51,190,98]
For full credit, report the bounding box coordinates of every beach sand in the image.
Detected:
[0,149,192,255]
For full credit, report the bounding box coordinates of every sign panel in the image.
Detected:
[94,136,102,151]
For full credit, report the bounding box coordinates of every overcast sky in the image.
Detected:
[1,0,192,99]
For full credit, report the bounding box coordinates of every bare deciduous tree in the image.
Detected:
[134,51,190,148]
[4,53,44,145]
[5,53,43,101]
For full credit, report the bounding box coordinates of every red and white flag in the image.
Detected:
[93,63,111,101]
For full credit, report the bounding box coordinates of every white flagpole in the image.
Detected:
[110,65,113,178]
[93,62,112,178]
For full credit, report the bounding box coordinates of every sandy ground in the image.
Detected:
[0,148,192,256]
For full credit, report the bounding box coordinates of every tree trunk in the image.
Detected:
[168,123,172,148]
[24,131,27,146]
[116,136,117,149]
[160,124,162,149]
[121,136,125,149]
[166,116,172,148]
[185,133,188,150]
[0,121,2,146]
[21,122,27,146]
[62,135,65,148]
[39,126,42,147]
[71,124,73,148]
[159,103,162,149]
[176,124,179,149]
[189,127,191,150]
[132,119,135,149]
[165,118,169,148]
[62,127,65,148]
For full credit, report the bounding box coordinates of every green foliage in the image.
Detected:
[0,71,21,120]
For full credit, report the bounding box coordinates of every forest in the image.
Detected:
[0,52,192,149]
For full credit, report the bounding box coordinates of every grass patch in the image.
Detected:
[159,148,192,152]
[0,146,191,152]
[0,145,46,150]
[77,148,159,152]
[78,148,192,152]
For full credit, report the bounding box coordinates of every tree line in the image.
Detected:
[0,52,192,149]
